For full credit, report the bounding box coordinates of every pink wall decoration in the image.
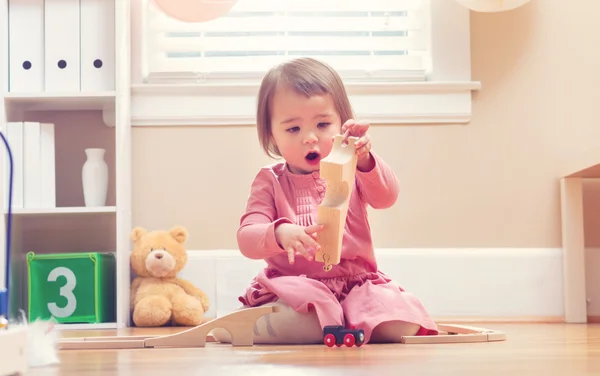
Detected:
[152,0,238,23]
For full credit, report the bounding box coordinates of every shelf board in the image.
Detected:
[5,206,117,216]
[4,91,116,112]
[54,322,118,330]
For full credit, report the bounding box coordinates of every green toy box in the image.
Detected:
[26,252,116,324]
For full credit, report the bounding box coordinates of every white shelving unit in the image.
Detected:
[0,0,131,331]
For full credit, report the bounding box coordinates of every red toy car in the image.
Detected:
[323,325,365,347]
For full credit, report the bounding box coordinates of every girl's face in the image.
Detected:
[269,84,342,174]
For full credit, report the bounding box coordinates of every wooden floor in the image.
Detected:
[26,323,600,375]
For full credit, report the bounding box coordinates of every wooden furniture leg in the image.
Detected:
[400,324,506,344]
[58,305,280,350]
[315,134,358,272]
[560,177,588,323]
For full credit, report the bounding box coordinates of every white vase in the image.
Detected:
[82,148,108,207]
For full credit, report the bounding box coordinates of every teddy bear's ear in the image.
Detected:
[130,227,147,241]
[169,226,188,243]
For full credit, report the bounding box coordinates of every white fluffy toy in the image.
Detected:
[0,312,60,375]
[13,311,60,366]
[22,315,60,367]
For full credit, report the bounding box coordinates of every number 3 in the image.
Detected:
[47,267,77,318]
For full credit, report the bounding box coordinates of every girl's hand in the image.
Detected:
[275,223,324,264]
[342,119,374,171]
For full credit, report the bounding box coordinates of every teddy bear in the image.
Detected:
[129,225,210,327]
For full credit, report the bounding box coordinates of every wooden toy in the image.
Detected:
[400,323,506,344]
[316,134,359,271]
[57,305,280,350]
[323,325,365,347]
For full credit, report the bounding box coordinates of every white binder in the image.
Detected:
[8,0,44,92]
[80,0,115,91]
[40,123,56,208]
[23,122,41,208]
[5,122,24,208]
[44,0,80,92]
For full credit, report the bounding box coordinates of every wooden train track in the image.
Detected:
[58,305,280,350]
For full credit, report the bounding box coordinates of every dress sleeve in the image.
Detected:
[236,168,292,260]
[355,151,400,209]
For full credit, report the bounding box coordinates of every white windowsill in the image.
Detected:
[130,80,481,127]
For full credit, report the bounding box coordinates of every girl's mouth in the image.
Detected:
[305,151,320,165]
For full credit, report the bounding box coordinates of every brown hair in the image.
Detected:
[256,57,355,158]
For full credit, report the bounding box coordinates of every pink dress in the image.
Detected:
[237,152,438,343]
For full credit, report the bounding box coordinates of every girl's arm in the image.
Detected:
[355,151,400,209]
[236,169,291,260]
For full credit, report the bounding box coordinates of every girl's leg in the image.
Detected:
[340,277,438,344]
[211,299,324,344]
[369,320,421,343]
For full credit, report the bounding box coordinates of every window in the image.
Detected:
[130,0,480,127]
[142,0,430,84]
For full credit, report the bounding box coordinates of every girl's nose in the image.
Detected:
[304,134,318,144]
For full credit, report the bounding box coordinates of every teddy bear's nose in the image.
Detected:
[155,253,163,259]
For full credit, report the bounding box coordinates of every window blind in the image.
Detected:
[143,0,430,84]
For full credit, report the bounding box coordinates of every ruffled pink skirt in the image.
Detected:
[239,264,439,343]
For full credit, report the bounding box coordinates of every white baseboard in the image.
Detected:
[179,248,576,322]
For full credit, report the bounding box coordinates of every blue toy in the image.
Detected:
[0,130,14,325]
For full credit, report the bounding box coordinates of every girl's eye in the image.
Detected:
[286,126,300,133]
[318,122,330,128]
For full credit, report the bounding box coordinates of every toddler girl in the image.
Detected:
[214,57,438,345]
